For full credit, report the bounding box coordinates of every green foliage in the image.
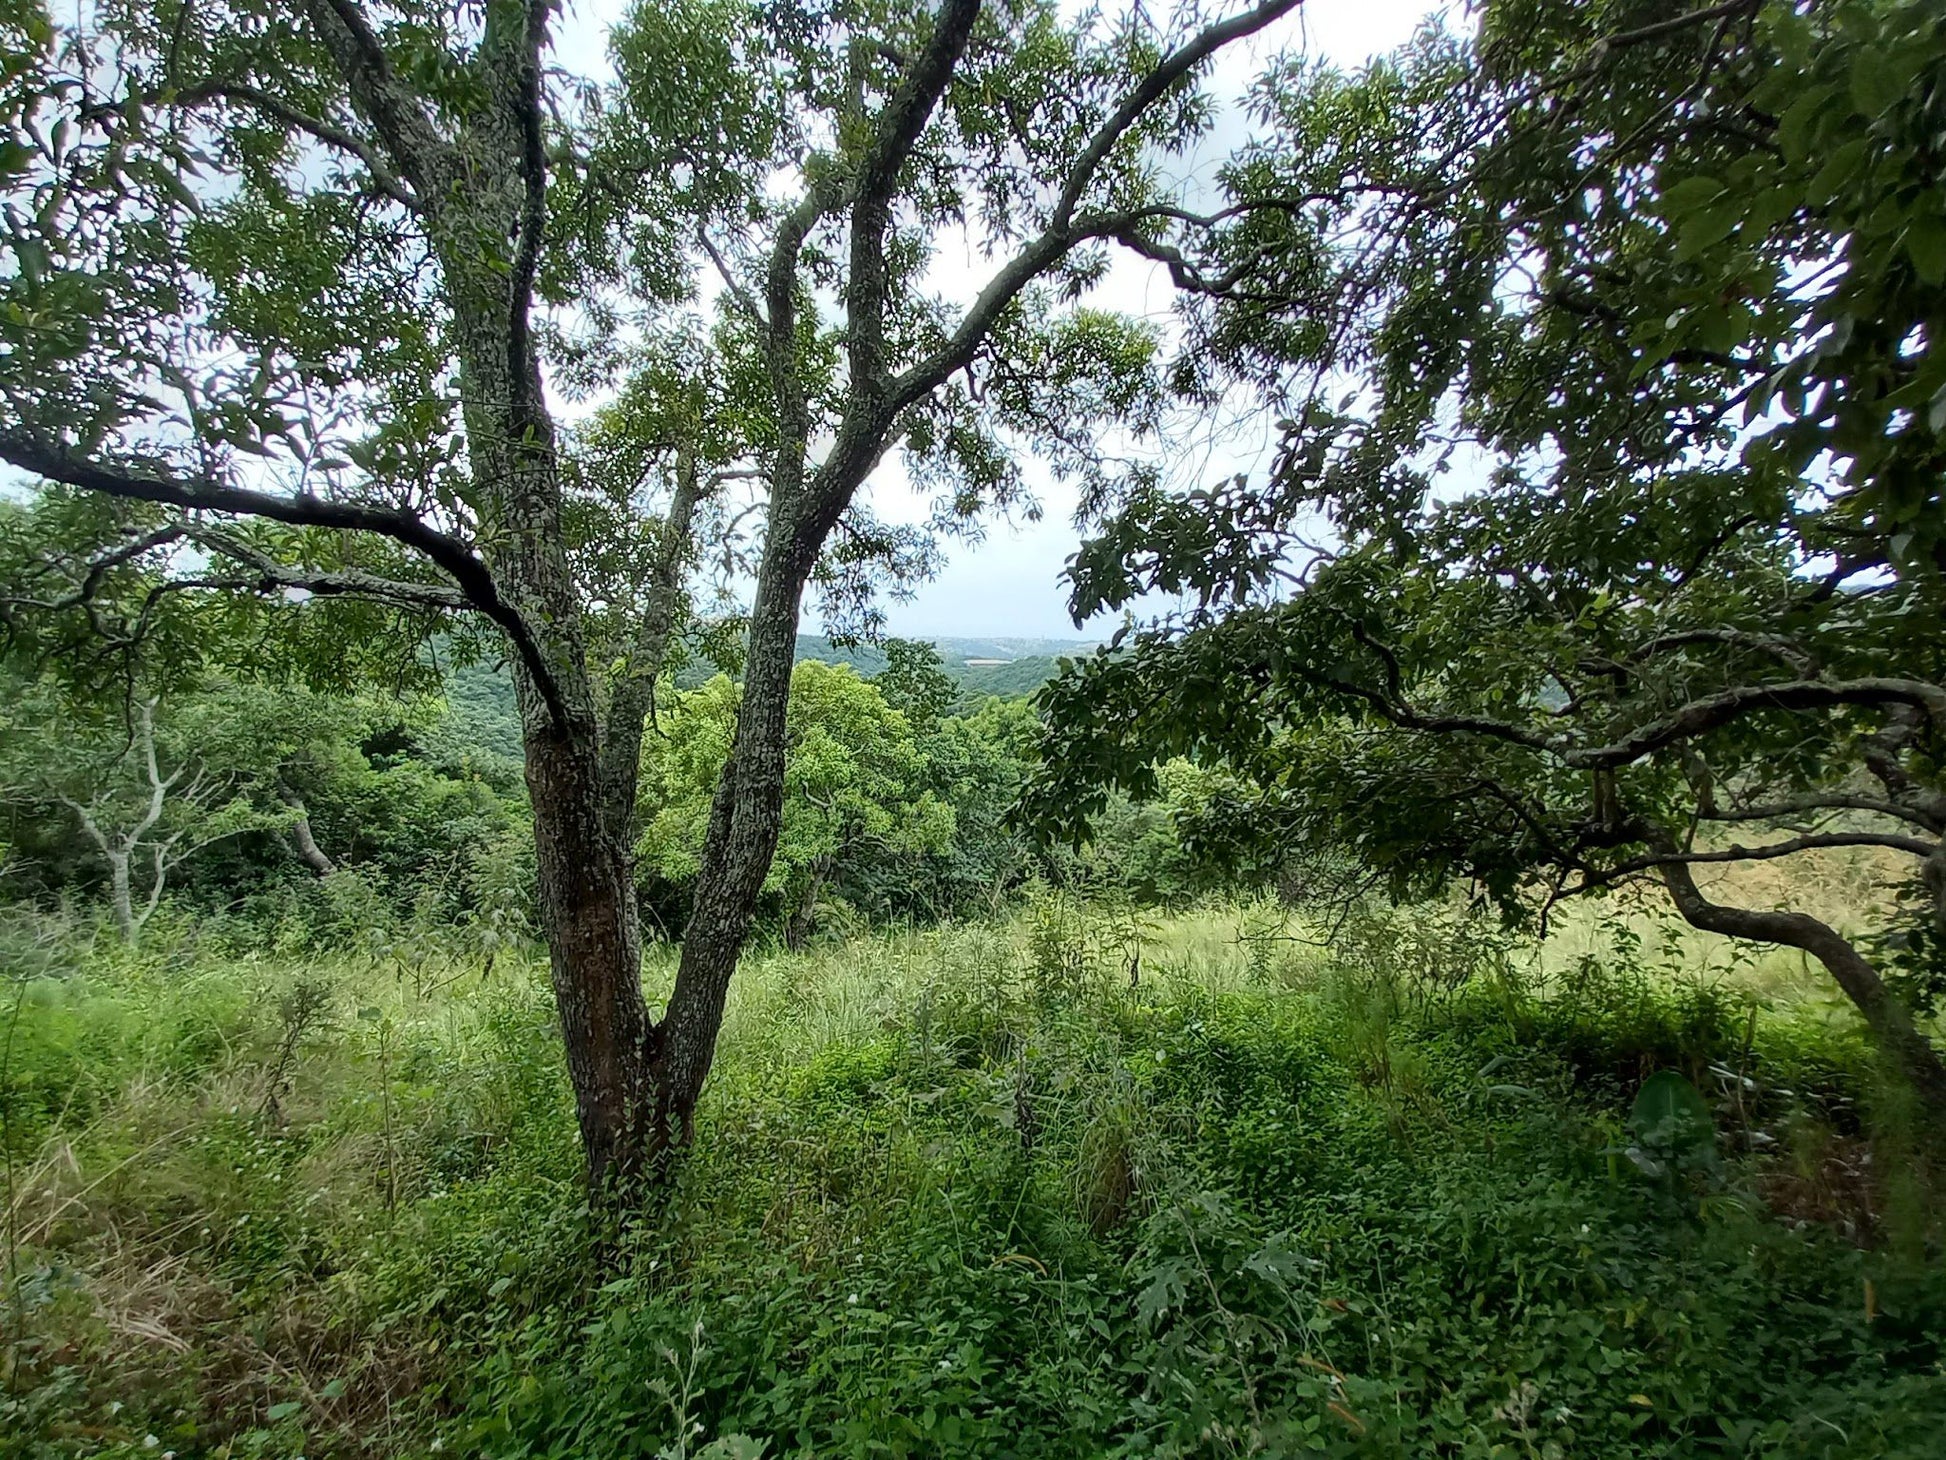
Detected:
[637,662,954,937]
[10,904,1943,1459]
[1027,0,1946,1101]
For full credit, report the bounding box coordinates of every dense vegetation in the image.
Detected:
[4,0,1945,1455]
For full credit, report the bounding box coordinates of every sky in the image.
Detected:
[567,0,1454,643]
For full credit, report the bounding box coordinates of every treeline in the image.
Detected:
[0,641,1230,955]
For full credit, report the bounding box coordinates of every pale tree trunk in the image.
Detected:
[1660,860,1946,1119]
[63,700,185,950]
[105,850,135,943]
[277,779,336,877]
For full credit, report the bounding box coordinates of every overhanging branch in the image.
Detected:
[0,432,565,721]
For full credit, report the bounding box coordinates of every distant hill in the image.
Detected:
[793,634,1097,693]
[432,634,1094,762]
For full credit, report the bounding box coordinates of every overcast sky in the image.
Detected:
[568,0,1453,643]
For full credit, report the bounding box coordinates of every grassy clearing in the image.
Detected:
[4,897,1943,1459]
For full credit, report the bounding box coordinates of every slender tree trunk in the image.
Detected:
[642,551,806,1158]
[106,850,135,944]
[277,780,336,877]
[785,855,834,951]
[1659,860,1946,1117]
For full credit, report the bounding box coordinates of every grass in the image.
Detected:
[3,894,1943,1458]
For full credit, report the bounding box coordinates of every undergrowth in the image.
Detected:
[3,899,1942,1458]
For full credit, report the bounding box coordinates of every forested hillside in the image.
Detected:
[448,636,1092,750]
[3,0,1944,1456]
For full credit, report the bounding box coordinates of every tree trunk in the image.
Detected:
[785,856,833,951]
[277,780,336,877]
[523,709,661,1193]
[451,298,663,1196]
[641,552,806,1158]
[1659,860,1946,1118]
[106,850,135,944]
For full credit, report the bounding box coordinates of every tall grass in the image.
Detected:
[3,894,1941,1458]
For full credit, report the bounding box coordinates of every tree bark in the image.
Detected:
[523,708,660,1191]
[277,779,337,877]
[641,547,808,1158]
[1659,859,1946,1118]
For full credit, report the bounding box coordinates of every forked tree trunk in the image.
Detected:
[1659,860,1946,1119]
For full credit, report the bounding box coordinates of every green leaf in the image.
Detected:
[267,1401,303,1422]
[1905,216,1946,286]
[1674,205,1739,262]
[1808,138,1871,205]
[1848,50,1898,120]
[1630,1070,1714,1157]
[1659,175,1724,218]
[1775,83,1837,162]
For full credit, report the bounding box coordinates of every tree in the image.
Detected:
[637,661,953,947]
[1027,0,1946,1112]
[0,0,1302,1190]
[0,683,278,942]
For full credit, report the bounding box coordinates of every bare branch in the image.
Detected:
[1652,843,1946,1109]
[1629,626,1818,676]
[1594,0,1763,56]
[1054,0,1301,231]
[181,526,471,612]
[1594,830,1939,882]
[698,228,766,328]
[1702,792,1941,835]
[1323,661,1946,770]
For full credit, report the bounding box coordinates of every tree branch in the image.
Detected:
[504,0,552,401]
[172,80,418,208]
[1594,0,1763,56]
[891,0,1304,413]
[1322,660,1946,771]
[845,0,983,407]
[303,0,455,199]
[0,433,566,722]
[599,443,707,845]
[177,523,475,611]
[1592,829,1938,884]
[1702,792,1942,835]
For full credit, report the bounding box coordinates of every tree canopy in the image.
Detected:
[1028,0,1946,1111]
